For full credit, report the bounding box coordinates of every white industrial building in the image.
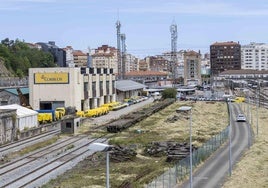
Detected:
[0,104,38,131]
[29,67,116,111]
[241,42,268,70]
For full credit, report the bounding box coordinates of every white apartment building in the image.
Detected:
[63,46,75,67]
[160,50,185,65]
[241,42,268,70]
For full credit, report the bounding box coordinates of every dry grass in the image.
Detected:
[222,105,268,188]
[7,136,59,159]
[43,101,229,187]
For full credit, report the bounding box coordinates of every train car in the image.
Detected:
[36,109,62,124]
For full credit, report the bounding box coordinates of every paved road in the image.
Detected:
[86,97,155,126]
[178,102,251,188]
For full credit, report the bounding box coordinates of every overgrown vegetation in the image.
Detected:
[0,38,56,77]
[43,101,228,187]
[161,88,177,99]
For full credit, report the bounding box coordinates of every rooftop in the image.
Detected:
[116,80,147,92]
[211,41,240,46]
[220,69,268,75]
[126,71,168,76]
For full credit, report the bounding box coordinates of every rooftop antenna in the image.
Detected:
[121,33,126,79]
[116,11,122,80]
[170,18,178,87]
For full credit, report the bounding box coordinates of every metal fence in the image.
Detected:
[146,126,229,188]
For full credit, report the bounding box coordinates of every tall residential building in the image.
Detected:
[146,56,169,72]
[184,50,201,86]
[125,54,139,72]
[91,45,118,73]
[73,50,88,67]
[138,59,149,71]
[241,42,268,70]
[161,50,185,65]
[210,41,241,75]
[63,46,75,67]
[36,41,66,67]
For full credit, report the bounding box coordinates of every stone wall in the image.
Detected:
[0,109,16,145]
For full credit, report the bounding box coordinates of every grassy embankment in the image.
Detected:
[222,104,268,188]
[43,101,228,188]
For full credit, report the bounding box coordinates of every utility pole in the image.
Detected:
[120,33,126,80]
[170,21,177,88]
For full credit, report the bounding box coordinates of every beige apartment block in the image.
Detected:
[184,50,202,86]
[29,67,116,111]
[91,45,118,73]
[73,50,88,67]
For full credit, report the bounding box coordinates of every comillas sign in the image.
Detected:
[34,72,69,84]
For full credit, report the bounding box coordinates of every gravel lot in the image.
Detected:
[85,97,155,126]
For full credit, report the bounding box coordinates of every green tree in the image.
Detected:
[161,88,177,99]
[0,38,56,77]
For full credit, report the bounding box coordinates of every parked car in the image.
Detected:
[236,114,246,122]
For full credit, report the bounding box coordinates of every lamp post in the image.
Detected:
[243,89,251,149]
[177,106,193,188]
[227,100,232,176]
[89,143,113,188]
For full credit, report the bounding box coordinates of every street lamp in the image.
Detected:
[227,100,232,176]
[177,106,193,188]
[89,143,114,188]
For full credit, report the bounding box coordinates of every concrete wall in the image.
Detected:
[18,122,61,140]
[0,109,16,145]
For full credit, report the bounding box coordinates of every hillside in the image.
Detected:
[0,58,13,77]
[0,38,55,77]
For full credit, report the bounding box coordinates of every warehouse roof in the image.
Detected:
[0,104,37,118]
[4,87,29,96]
[116,80,147,92]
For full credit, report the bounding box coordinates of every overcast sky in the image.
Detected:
[1,0,267,57]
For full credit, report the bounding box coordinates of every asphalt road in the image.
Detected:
[178,102,251,188]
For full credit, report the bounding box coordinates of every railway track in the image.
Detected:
[0,135,110,188]
[0,129,60,155]
[0,134,88,174]
[0,98,155,187]
[246,87,268,108]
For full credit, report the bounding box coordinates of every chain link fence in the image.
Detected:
[146,126,229,188]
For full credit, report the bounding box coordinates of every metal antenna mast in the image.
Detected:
[170,21,177,87]
[120,33,126,80]
[116,20,122,80]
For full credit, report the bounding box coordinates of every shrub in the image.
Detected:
[161,88,177,99]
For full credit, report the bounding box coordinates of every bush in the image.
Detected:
[161,88,177,99]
